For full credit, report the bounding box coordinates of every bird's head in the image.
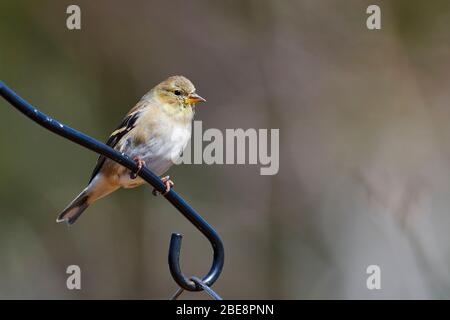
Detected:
[153,75,206,118]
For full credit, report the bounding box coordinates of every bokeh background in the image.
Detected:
[1,0,450,299]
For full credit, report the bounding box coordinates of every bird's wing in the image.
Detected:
[88,103,145,184]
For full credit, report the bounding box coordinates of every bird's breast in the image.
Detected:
[118,120,191,187]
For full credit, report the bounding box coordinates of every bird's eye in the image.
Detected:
[174,90,182,96]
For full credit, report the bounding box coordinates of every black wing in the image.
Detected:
[88,111,141,183]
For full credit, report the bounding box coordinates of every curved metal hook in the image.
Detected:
[0,81,224,293]
[169,219,224,291]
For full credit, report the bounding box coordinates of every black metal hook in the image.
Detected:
[0,81,224,292]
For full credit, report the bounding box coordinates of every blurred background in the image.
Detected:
[1,0,450,299]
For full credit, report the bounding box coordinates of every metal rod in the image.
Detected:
[0,81,224,291]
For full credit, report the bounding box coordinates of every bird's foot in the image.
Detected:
[130,157,146,179]
[152,176,174,196]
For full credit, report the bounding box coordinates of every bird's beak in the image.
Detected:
[186,93,206,105]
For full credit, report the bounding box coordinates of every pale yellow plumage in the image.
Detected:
[57,75,206,224]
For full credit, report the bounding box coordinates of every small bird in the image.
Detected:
[57,75,206,225]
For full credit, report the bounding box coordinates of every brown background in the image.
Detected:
[1,0,450,299]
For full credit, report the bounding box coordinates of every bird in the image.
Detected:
[56,75,206,225]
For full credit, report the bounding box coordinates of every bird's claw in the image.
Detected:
[130,157,146,179]
[152,176,174,196]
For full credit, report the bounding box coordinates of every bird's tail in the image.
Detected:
[56,188,90,225]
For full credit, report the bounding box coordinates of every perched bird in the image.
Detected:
[56,75,206,225]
